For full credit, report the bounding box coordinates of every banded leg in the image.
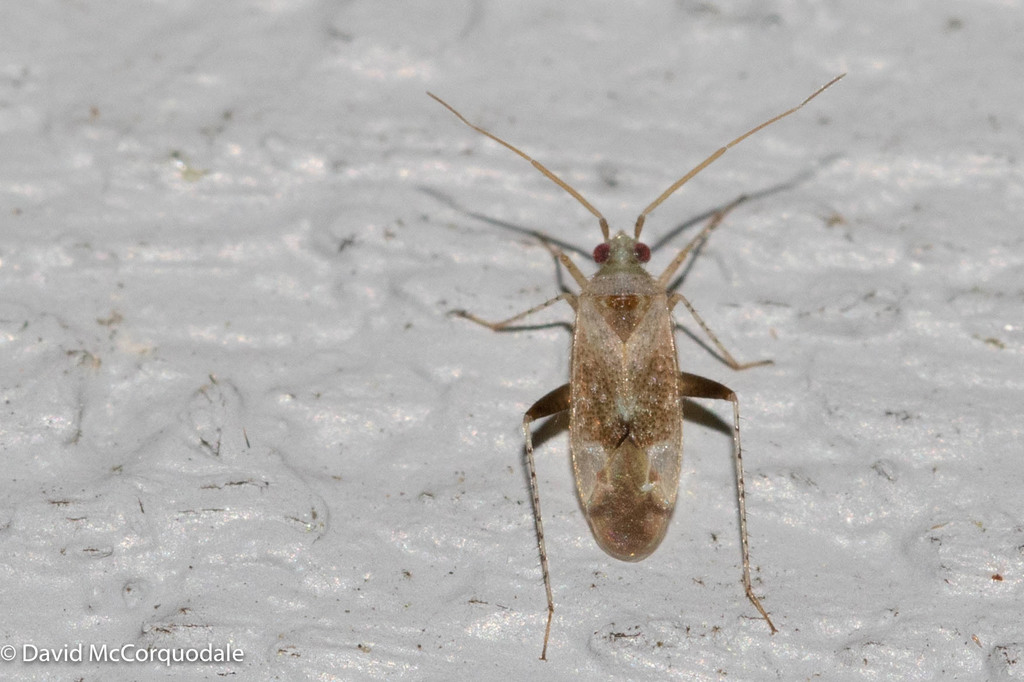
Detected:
[678,372,777,634]
[522,383,571,660]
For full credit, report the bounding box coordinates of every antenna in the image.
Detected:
[633,73,844,238]
[429,73,845,243]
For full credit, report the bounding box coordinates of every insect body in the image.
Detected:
[430,74,842,660]
[568,230,684,562]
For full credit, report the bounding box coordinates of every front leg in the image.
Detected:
[678,372,777,634]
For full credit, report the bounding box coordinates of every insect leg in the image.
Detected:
[656,194,749,288]
[452,292,577,331]
[668,293,772,370]
[523,383,571,660]
[538,240,590,289]
[678,372,778,634]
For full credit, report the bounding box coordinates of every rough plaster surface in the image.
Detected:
[1,1,1022,680]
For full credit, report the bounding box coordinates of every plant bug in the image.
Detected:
[430,74,843,660]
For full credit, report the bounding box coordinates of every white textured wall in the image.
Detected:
[1,2,1021,680]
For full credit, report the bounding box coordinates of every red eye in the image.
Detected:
[593,243,611,263]
[634,243,650,263]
